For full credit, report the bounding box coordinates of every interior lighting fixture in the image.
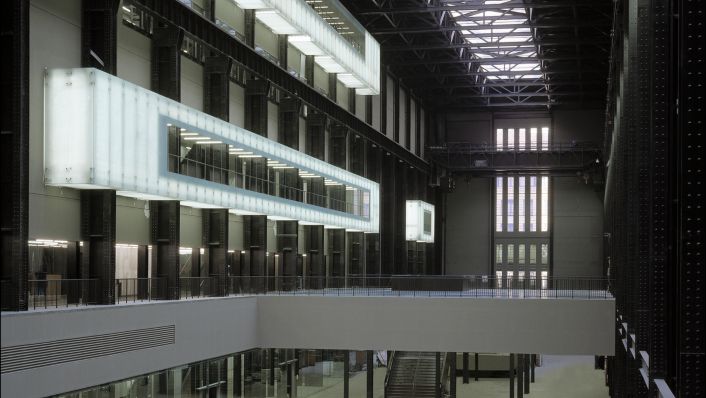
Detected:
[256,10,299,34]
[195,140,222,144]
[315,56,346,73]
[233,0,268,9]
[337,73,364,88]
[183,136,206,141]
[288,35,324,56]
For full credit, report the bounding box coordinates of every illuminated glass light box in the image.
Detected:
[234,0,380,95]
[44,68,379,233]
[406,200,435,243]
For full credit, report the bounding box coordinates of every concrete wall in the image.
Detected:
[1,298,258,398]
[445,178,492,275]
[553,177,604,277]
[1,295,614,397]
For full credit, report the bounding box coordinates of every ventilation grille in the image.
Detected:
[1,325,175,374]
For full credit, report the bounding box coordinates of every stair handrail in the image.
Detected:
[384,351,396,396]
[440,352,453,397]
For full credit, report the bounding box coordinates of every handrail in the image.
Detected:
[384,351,395,394]
[2,275,613,311]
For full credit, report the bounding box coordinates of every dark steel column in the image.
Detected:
[245,79,269,137]
[306,112,327,160]
[380,154,396,275]
[276,220,298,290]
[328,73,337,101]
[509,354,515,398]
[137,245,149,299]
[365,96,373,125]
[367,351,374,398]
[203,55,230,121]
[343,350,350,398]
[475,353,479,381]
[404,90,411,150]
[150,200,180,299]
[0,0,29,311]
[244,215,267,292]
[349,88,356,114]
[203,209,228,296]
[450,353,457,397]
[151,25,183,101]
[530,354,535,383]
[304,55,314,86]
[279,97,301,150]
[278,34,287,68]
[463,353,469,384]
[516,354,523,398]
[81,0,119,73]
[328,229,345,281]
[329,123,348,169]
[305,225,324,288]
[347,232,364,276]
[244,10,255,48]
[394,160,408,274]
[80,190,117,304]
[523,353,530,393]
[392,78,399,142]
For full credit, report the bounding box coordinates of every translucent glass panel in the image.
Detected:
[518,244,526,264]
[541,243,549,265]
[507,128,515,150]
[518,177,525,232]
[496,177,503,231]
[496,128,504,151]
[506,177,514,232]
[496,244,503,264]
[541,176,550,232]
[541,127,550,150]
[530,128,538,150]
[44,68,380,232]
[529,176,537,232]
[518,128,526,150]
[406,200,435,242]
[507,244,514,264]
[529,244,537,264]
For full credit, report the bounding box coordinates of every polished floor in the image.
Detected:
[456,355,609,398]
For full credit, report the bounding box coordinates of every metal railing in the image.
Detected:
[1,275,612,311]
[26,279,101,309]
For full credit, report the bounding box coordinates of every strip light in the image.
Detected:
[256,10,299,34]
[288,35,324,55]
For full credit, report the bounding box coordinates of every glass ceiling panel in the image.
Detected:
[450,0,543,82]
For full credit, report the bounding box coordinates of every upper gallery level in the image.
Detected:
[44,68,379,232]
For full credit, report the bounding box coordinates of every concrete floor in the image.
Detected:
[298,367,386,398]
[456,355,609,398]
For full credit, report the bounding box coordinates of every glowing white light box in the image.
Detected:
[44,68,379,233]
[235,0,380,94]
[406,200,435,243]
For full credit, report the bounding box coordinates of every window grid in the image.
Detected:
[507,128,515,150]
[518,128,526,150]
[496,128,504,151]
[518,177,526,232]
[507,177,514,232]
[496,177,503,231]
[529,176,537,232]
[530,128,538,150]
[541,127,550,151]
[541,176,549,232]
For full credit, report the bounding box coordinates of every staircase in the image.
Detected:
[385,351,440,398]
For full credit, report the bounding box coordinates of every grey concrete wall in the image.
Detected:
[552,177,604,277]
[1,298,258,398]
[445,178,491,275]
[258,296,614,355]
[1,295,613,397]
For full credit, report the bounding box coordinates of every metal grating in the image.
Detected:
[0,325,175,374]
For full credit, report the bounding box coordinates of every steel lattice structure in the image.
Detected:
[339,0,611,110]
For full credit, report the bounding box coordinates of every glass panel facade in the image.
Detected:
[529,176,537,232]
[496,128,504,151]
[495,177,503,231]
[506,177,514,232]
[541,176,549,232]
[168,124,369,217]
[518,176,525,232]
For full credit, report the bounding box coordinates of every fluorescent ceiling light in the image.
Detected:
[196,140,222,144]
[233,0,268,9]
[181,201,224,209]
[183,136,206,141]
[239,154,262,158]
[337,73,364,88]
[256,10,299,35]
[288,35,324,55]
[315,56,346,73]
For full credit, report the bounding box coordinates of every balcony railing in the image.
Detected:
[1,275,612,311]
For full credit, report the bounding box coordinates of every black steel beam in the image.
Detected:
[133,0,430,174]
[81,0,120,73]
[387,55,605,66]
[371,21,607,35]
[358,3,605,15]
[382,41,600,52]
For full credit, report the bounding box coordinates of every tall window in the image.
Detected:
[496,128,504,151]
[541,176,549,231]
[541,243,549,265]
[518,177,525,232]
[530,128,538,150]
[496,177,503,231]
[529,176,537,232]
[496,244,503,264]
[529,244,537,264]
[518,128,526,150]
[507,128,515,150]
[507,177,514,232]
[507,244,514,264]
[541,127,549,150]
[518,244,526,264]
